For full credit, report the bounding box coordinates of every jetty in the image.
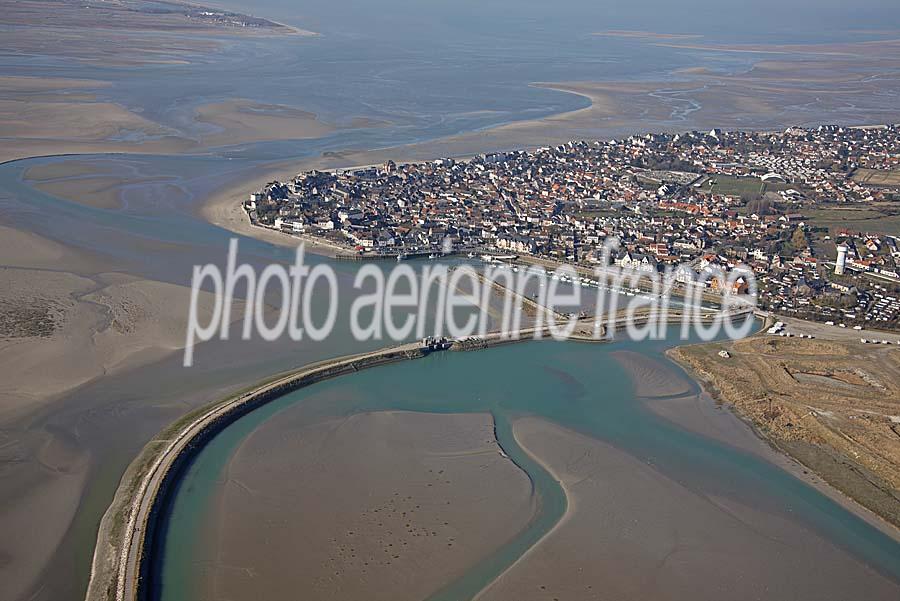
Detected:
[86,340,437,601]
[84,305,750,601]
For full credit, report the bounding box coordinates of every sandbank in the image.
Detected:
[194,99,337,147]
[200,410,535,600]
[476,417,900,601]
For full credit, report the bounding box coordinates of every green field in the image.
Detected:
[806,206,900,236]
[701,174,791,197]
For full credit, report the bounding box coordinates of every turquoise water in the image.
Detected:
[3,3,899,600]
[156,334,900,600]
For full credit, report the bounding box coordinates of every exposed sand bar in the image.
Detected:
[0,220,248,601]
[210,411,534,600]
[86,341,434,601]
[0,95,349,164]
[477,417,900,601]
[86,313,630,601]
[193,99,337,147]
[610,349,694,398]
[22,160,183,210]
[0,216,239,418]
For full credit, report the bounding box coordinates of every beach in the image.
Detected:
[200,160,355,255]
[476,416,900,600]
[669,334,900,530]
[209,411,534,600]
[4,113,899,601]
[2,3,900,600]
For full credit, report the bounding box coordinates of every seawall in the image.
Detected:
[86,306,745,601]
[86,343,428,601]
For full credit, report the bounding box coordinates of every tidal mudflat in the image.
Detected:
[481,417,899,601]
[157,338,900,601]
[4,2,900,600]
[207,411,534,601]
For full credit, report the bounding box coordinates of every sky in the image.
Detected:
[208,0,900,42]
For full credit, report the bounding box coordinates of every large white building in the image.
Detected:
[835,244,849,275]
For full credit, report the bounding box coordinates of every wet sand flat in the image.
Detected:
[0,221,248,600]
[28,176,130,210]
[206,411,535,601]
[23,160,184,210]
[0,0,321,164]
[0,431,90,601]
[194,99,337,147]
[477,417,900,601]
[0,99,174,142]
[2,14,900,601]
[0,263,238,421]
[202,36,900,236]
[610,349,694,399]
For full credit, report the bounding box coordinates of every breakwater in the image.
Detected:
[86,342,430,601]
[85,307,746,601]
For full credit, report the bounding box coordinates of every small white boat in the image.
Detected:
[397,253,406,261]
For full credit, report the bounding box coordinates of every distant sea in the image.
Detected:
[3,2,900,600]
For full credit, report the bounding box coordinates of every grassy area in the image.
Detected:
[671,336,900,527]
[852,168,900,188]
[806,206,900,236]
[701,174,790,197]
[573,209,623,220]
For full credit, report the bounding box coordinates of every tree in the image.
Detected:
[746,196,774,215]
[791,227,808,250]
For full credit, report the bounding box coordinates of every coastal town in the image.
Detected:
[246,125,900,330]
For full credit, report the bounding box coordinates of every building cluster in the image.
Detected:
[182,6,283,30]
[247,125,900,329]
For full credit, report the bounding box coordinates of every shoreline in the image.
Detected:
[85,326,606,601]
[666,343,900,542]
[80,308,761,601]
[3,8,898,597]
[86,312,900,601]
[87,341,430,601]
[8,117,893,601]
[200,159,346,254]
[200,117,897,264]
[89,305,734,601]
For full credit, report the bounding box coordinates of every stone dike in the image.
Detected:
[86,343,428,601]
